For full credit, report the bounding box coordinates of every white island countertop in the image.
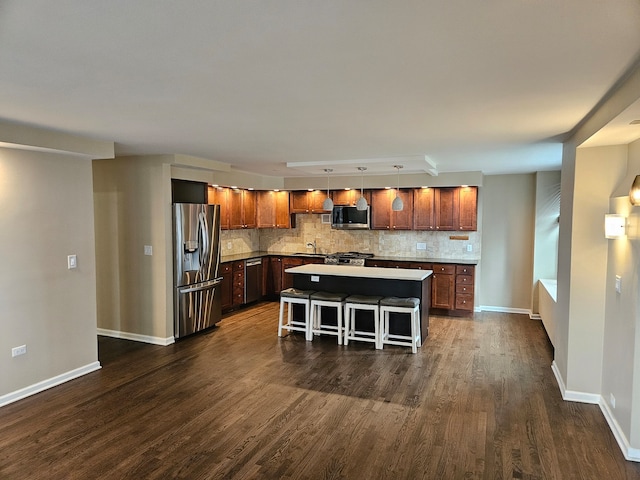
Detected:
[285,264,432,281]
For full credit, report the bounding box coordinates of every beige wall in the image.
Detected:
[93,156,174,343]
[479,174,536,311]
[555,59,640,459]
[568,146,627,394]
[531,171,561,314]
[0,148,100,399]
[603,139,640,447]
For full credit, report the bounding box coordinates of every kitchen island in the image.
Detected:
[285,264,432,342]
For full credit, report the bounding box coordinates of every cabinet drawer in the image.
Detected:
[456,274,473,285]
[456,265,474,275]
[455,294,474,311]
[220,263,233,274]
[456,283,474,294]
[233,261,245,271]
[409,263,432,270]
[432,264,455,275]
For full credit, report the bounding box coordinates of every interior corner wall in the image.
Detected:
[562,146,628,396]
[93,156,174,342]
[603,139,640,450]
[479,173,535,311]
[531,171,561,314]
[0,148,99,398]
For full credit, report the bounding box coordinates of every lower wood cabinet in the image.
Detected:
[431,264,455,310]
[454,265,475,311]
[232,261,245,306]
[222,255,475,317]
[220,262,233,311]
[368,259,475,316]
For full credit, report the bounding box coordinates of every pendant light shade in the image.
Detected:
[391,165,404,211]
[630,175,640,205]
[322,168,334,211]
[356,166,368,210]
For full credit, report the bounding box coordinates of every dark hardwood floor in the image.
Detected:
[1,302,639,479]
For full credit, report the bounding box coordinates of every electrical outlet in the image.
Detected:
[144,245,153,256]
[416,242,427,250]
[610,393,616,409]
[466,244,473,252]
[227,241,232,250]
[12,345,27,357]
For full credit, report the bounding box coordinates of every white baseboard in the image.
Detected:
[600,398,640,462]
[479,305,532,315]
[0,361,101,408]
[97,328,175,346]
[552,361,640,462]
[529,313,541,320]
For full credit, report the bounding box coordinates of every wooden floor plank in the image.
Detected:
[1,303,639,479]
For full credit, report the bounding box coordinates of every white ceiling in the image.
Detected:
[1,0,640,178]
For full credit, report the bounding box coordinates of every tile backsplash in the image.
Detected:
[221,214,481,260]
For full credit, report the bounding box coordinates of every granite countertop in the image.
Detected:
[221,251,478,265]
[285,264,431,281]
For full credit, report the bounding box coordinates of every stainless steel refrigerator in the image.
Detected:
[173,203,222,338]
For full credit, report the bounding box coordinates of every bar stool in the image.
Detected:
[344,295,384,349]
[379,297,421,353]
[278,288,316,341]
[310,291,348,344]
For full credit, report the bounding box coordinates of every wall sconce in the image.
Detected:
[605,214,626,239]
[630,175,640,205]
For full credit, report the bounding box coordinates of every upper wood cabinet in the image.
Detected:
[257,191,292,229]
[212,184,476,231]
[229,189,256,229]
[370,188,413,230]
[457,186,478,231]
[435,187,457,231]
[290,190,331,213]
[208,186,230,230]
[431,186,478,231]
[413,187,436,230]
[331,189,371,207]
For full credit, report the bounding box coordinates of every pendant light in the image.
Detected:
[391,165,404,211]
[356,167,368,210]
[322,168,334,211]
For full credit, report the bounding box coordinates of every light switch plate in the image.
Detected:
[615,275,622,294]
[416,242,427,250]
[67,255,77,269]
[144,245,153,256]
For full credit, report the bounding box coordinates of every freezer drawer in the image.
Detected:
[175,278,223,338]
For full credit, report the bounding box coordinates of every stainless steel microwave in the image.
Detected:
[331,205,370,230]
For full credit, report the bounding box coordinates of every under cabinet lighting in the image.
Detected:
[605,214,626,239]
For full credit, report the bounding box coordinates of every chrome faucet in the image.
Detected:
[306,240,317,254]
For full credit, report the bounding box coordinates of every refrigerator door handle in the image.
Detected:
[198,211,209,266]
[178,277,223,294]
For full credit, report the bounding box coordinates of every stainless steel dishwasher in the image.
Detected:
[245,258,262,304]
